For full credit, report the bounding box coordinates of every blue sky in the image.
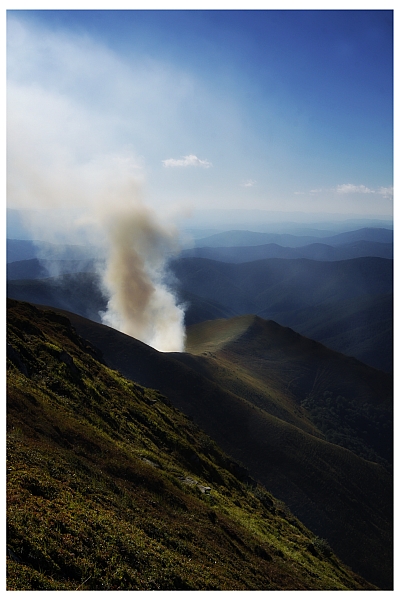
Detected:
[7,7,393,225]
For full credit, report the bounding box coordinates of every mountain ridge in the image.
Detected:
[182,240,393,263]
[171,256,393,372]
[8,299,380,590]
[35,304,392,589]
[192,227,393,248]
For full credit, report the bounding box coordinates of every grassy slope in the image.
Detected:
[47,307,392,589]
[185,316,392,463]
[185,314,391,428]
[7,299,373,591]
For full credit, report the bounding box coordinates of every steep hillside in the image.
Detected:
[185,316,392,466]
[46,307,393,589]
[7,299,373,591]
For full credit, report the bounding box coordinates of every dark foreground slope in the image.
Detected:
[7,299,373,591]
[44,306,393,589]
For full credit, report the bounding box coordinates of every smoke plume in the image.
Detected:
[8,155,186,351]
[8,143,186,351]
[97,182,186,352]
[7,16,187,351]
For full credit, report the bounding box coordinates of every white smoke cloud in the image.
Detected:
[241,179,256,187]
[162,154,212,168]
[7,15,187,352]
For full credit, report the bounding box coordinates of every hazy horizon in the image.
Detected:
[6,8,393,350]
[7,9,393,222]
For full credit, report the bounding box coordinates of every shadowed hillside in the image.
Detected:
[185,316,392,466]
[42,306,393,589]
[171,256,393,371]
[7,299,375,591]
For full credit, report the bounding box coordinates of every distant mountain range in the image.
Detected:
[182,240,393,262]
[6,239,104,264]
[7,257,101,280]
[7,255,393,373]
[6,227,393,374]
[171,256,393,372]
[191,227,393,249]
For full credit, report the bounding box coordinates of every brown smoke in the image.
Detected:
[7,21,187,352]
[99,194,186,352]
[7,132,186,352]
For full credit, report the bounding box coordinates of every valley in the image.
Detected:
[8,235,392,371]
[6,7,393,593]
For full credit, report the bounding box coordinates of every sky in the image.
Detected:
[6,6,393,226]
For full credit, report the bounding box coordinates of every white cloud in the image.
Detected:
[241,179,256,187]
[162,154,212,168]
[294,185,392,208]
[377,186,393,200]
[336,184,374,194]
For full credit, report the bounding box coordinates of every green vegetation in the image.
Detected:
[7,299,373,591]
[301,391,392,468]
[180,315,393,589]
[47,308,392,589]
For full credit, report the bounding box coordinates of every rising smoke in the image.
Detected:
[7,140,186,352]
[7,16,187,351]
[7,95,187,351]
[97,179,186,352]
